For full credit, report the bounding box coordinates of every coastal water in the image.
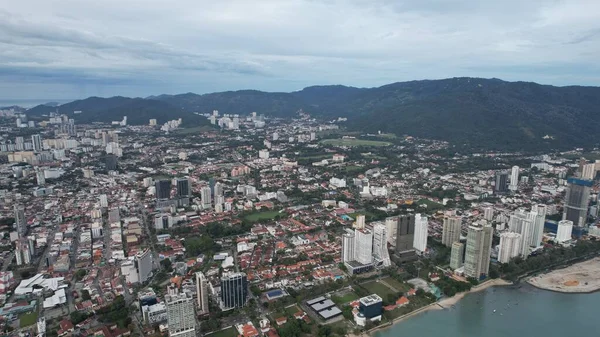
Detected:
[375,284,598,337]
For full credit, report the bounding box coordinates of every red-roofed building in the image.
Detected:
[275,317,288,326]
[236,322,259,337]
[396,296,410,307]
[58,319,74,337]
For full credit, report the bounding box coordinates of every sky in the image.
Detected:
[1,0,600,102]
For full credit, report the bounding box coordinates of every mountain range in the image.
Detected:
[25,77,600,150]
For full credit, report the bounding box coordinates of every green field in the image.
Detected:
[320,138,391,147]
[332,291,359,305]
[19,312,38,328]
[206,327,237,337]
[375,133,397,139]
[416,198,444,211]
[362,281,397,298]
[174,125,217,134]
[380,277,411,292]
[285,305,301,316]
[563,152,600,161]
[297,154,331,160]
[244,210,281,222]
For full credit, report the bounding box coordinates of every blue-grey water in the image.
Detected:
[375,284,598,337]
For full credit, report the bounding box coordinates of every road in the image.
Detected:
[137,203,161,272]
[37,228,56,272]
[1,251,14,272]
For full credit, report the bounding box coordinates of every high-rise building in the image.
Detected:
[355,229,373,265]
[384,217,397,245]
[395,214,415,253]
[498,232,522,263]
[214,181,224,197]
[354,214,366,229]
[99,194,108,208]
[509,210,536,257]
[136,249,154,283]
[464,225,493,279]
[556,220,573,243]
[14,205,26,237]
[563,178,592,227]
[509,165,519,191]
[105,154,118,171]
[413,214,428,253]
[372,223,391,267]
[341,232,355,263]
[36,171,45,186]
[176,178,190,197]
[494,171,509,194]
[442,216,461,247]
[31,134,42,152]
[165,287,196,337]
[581,163,596,180]
[483,207,494,221]
[450,242,464,270]
[196,272,209,315]
[155,180,172,200]
[531,204,547,247]
[200,186,212,209]
[220,272,248,310]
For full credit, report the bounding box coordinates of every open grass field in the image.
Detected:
[285,305,301,316]
[320,138,391,147]
[244,210,281,222]
[362,280,397,298]
[206,327,237,337]
[563,152,600,161]
[174,125,217,134]
[332,291,359,305]
[19,312,38,328]
[380,276,411,292]
[416,198,444,211]
[375,133,397,139]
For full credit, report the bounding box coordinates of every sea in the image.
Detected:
[375,284,598,337]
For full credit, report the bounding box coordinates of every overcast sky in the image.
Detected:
[1,0,600,101]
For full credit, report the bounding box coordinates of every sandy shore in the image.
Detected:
[359,278,512,336]
[527,257,600,293]
[437,278,512,308]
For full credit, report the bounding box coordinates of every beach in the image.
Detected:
[527,257,600,293]
[437,278,512,308]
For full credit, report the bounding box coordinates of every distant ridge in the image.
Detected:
[21,77,600,149]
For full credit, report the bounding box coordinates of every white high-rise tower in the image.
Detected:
[498,232,522,263]
[354,229,373,265]
[509,165,519,191]
[372,223,391,267]
[413,214,428,253]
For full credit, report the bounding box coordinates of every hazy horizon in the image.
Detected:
[2,0,600,100]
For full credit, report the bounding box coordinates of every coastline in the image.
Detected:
[354,278,512,337]
[527,257,600,294]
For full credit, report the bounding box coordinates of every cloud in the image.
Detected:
[0,0,599,100]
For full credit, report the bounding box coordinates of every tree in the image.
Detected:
[467,277,479,286]
[74,269,87,282]
[317,325,333,337]
[81,289,91,301]
[160,259,173,272]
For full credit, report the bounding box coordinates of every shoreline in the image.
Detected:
[526,257,600,294]
[356,278,511,337]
